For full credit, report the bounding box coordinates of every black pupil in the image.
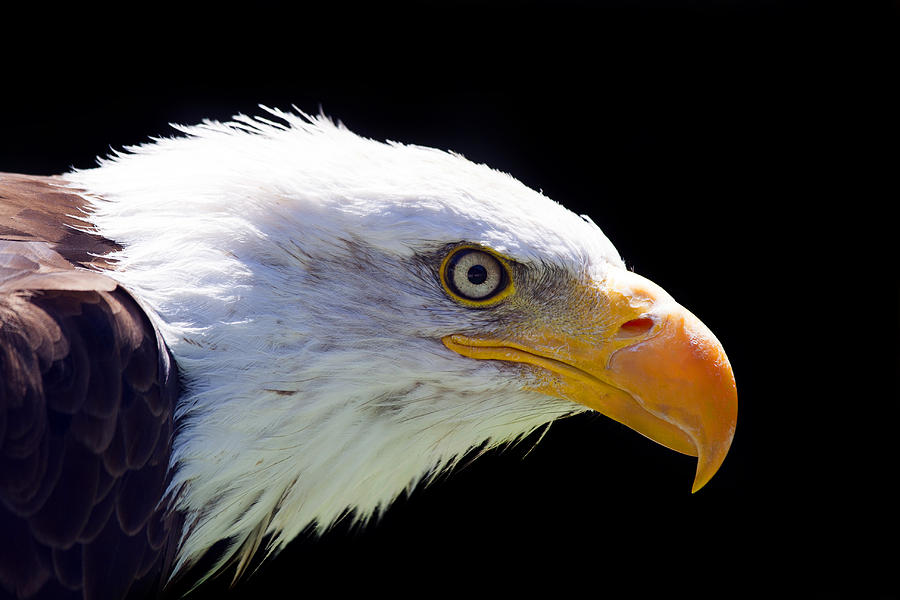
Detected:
[467,264,488,285]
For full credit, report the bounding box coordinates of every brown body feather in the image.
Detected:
[0,174,181,600]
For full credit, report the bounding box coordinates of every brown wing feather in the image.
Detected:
[0,174,181,600]
[0,173,120,271]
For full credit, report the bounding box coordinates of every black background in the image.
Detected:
[1,1,896,598]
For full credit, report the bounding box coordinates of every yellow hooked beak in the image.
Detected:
[442,269,737,493]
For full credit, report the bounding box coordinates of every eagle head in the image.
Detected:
[67,108,737,578]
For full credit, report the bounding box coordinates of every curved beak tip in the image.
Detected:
[691,442,732,493]
[690,386,737,494]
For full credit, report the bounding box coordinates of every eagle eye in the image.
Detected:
[441,247,513,306]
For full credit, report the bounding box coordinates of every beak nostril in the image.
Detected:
[616,317,655,339]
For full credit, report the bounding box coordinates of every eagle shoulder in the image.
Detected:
[0,174,181,600]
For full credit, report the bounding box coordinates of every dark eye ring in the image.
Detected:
[441,247,513,305]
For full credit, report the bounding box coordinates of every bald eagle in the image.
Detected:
[0,109,737,599]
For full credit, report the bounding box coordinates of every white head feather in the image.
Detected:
[66,108,625,577]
